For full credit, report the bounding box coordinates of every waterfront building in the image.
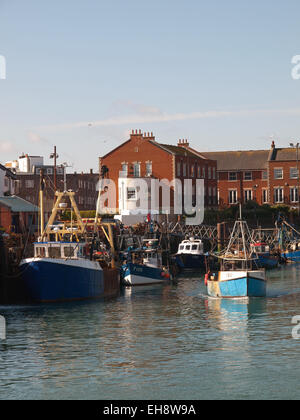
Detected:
[5,154,99,213]
[99,130,217,223]
[0,163,17,196]
[202,141,300,209]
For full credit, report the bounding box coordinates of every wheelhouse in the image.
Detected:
[177,238,204,255]
[34,242,87,260]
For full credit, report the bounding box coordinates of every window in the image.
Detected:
[25,179,34,188]
[244,172,252,181]
[197,165,201,178]
[133,163,140,177]
[191,164,195,177]
[274,187,284,203]
[192,245,198,250]
[56,167,64,175]
[121,163,128,176]
[64,246,75,258]
[127,187,136,200]
[262,189,268,203]
[46,168,53,175]
[229,172,237,181]
[290,187,299,203]
[202,167,205,178]
[244,189,252,202]
[290,167,299,179]
[262,170,268,180]
[183,163,187,177]
[146,161,152,177]
[35,247,46,257]
[212,167,216,179]
[177,162,181,177]
[229,189,238,204]
[208,167,211,179]
[48,247,61,258]
[274,168,283,179]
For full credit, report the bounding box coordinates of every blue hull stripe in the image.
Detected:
[20,260,104,302]
[209,276,266,298]
[123,262,164,280]
[282,250,300,261]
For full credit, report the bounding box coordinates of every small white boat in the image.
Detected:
[175,237,206,270]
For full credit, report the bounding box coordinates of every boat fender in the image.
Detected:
[204,272,210,286]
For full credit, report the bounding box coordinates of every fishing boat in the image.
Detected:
[121,239,171,286]
[19,174,119,303]
[275,215,300,262]
[250,242,279,269]
[175,237,206,270]
[206,209,266,298]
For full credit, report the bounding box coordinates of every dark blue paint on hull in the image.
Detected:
[20,260,104,302]
[175,254,206,269]
[257,255,278,269]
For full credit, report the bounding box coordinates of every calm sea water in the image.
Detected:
[1,265,300,400]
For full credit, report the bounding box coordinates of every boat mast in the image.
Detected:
[39,168,45,240]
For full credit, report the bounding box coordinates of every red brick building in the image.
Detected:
[99,130,217,219]
[14,170,99,214]
[202,141,300,208]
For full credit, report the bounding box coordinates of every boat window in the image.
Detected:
[192,245,198,250]
[64,246,75,258]
[35,247,46,257]
[179,245,184,250]
[48,247,61,259]
[185,245,191,250]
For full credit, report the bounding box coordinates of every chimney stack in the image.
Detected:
[178,138,190,148]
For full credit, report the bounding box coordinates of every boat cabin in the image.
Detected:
[250,242,270,254]
[34,242,88,260]
[177,238,204,255]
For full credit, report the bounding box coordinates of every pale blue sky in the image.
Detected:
[1,0,300,172]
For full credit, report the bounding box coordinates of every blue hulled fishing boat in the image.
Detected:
[121,239,171,286]
[20,175,119,302]
[250,242,279,269]
[206,208,266,298]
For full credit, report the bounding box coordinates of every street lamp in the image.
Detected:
[290,142,300,216]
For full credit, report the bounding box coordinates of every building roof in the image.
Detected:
[0,196,39,212]
[155,143,204,158]
[271,147,300,161]
[201,150,270,171]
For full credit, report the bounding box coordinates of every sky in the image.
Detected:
[1,0,300,172]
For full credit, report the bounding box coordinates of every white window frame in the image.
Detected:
[290,186,299,203]
[274,187,284,203]
[274,168,283,180]
[127,187,136,200]
[229,172,237,181]
[244,171,252,181]
[290,167,299,179]
[229,189,238,204]
[244,189,253,202]
[262,188,268,204]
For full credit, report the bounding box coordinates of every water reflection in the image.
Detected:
[2,268,300,399]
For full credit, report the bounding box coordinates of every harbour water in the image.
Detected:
[1,265,300,400]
